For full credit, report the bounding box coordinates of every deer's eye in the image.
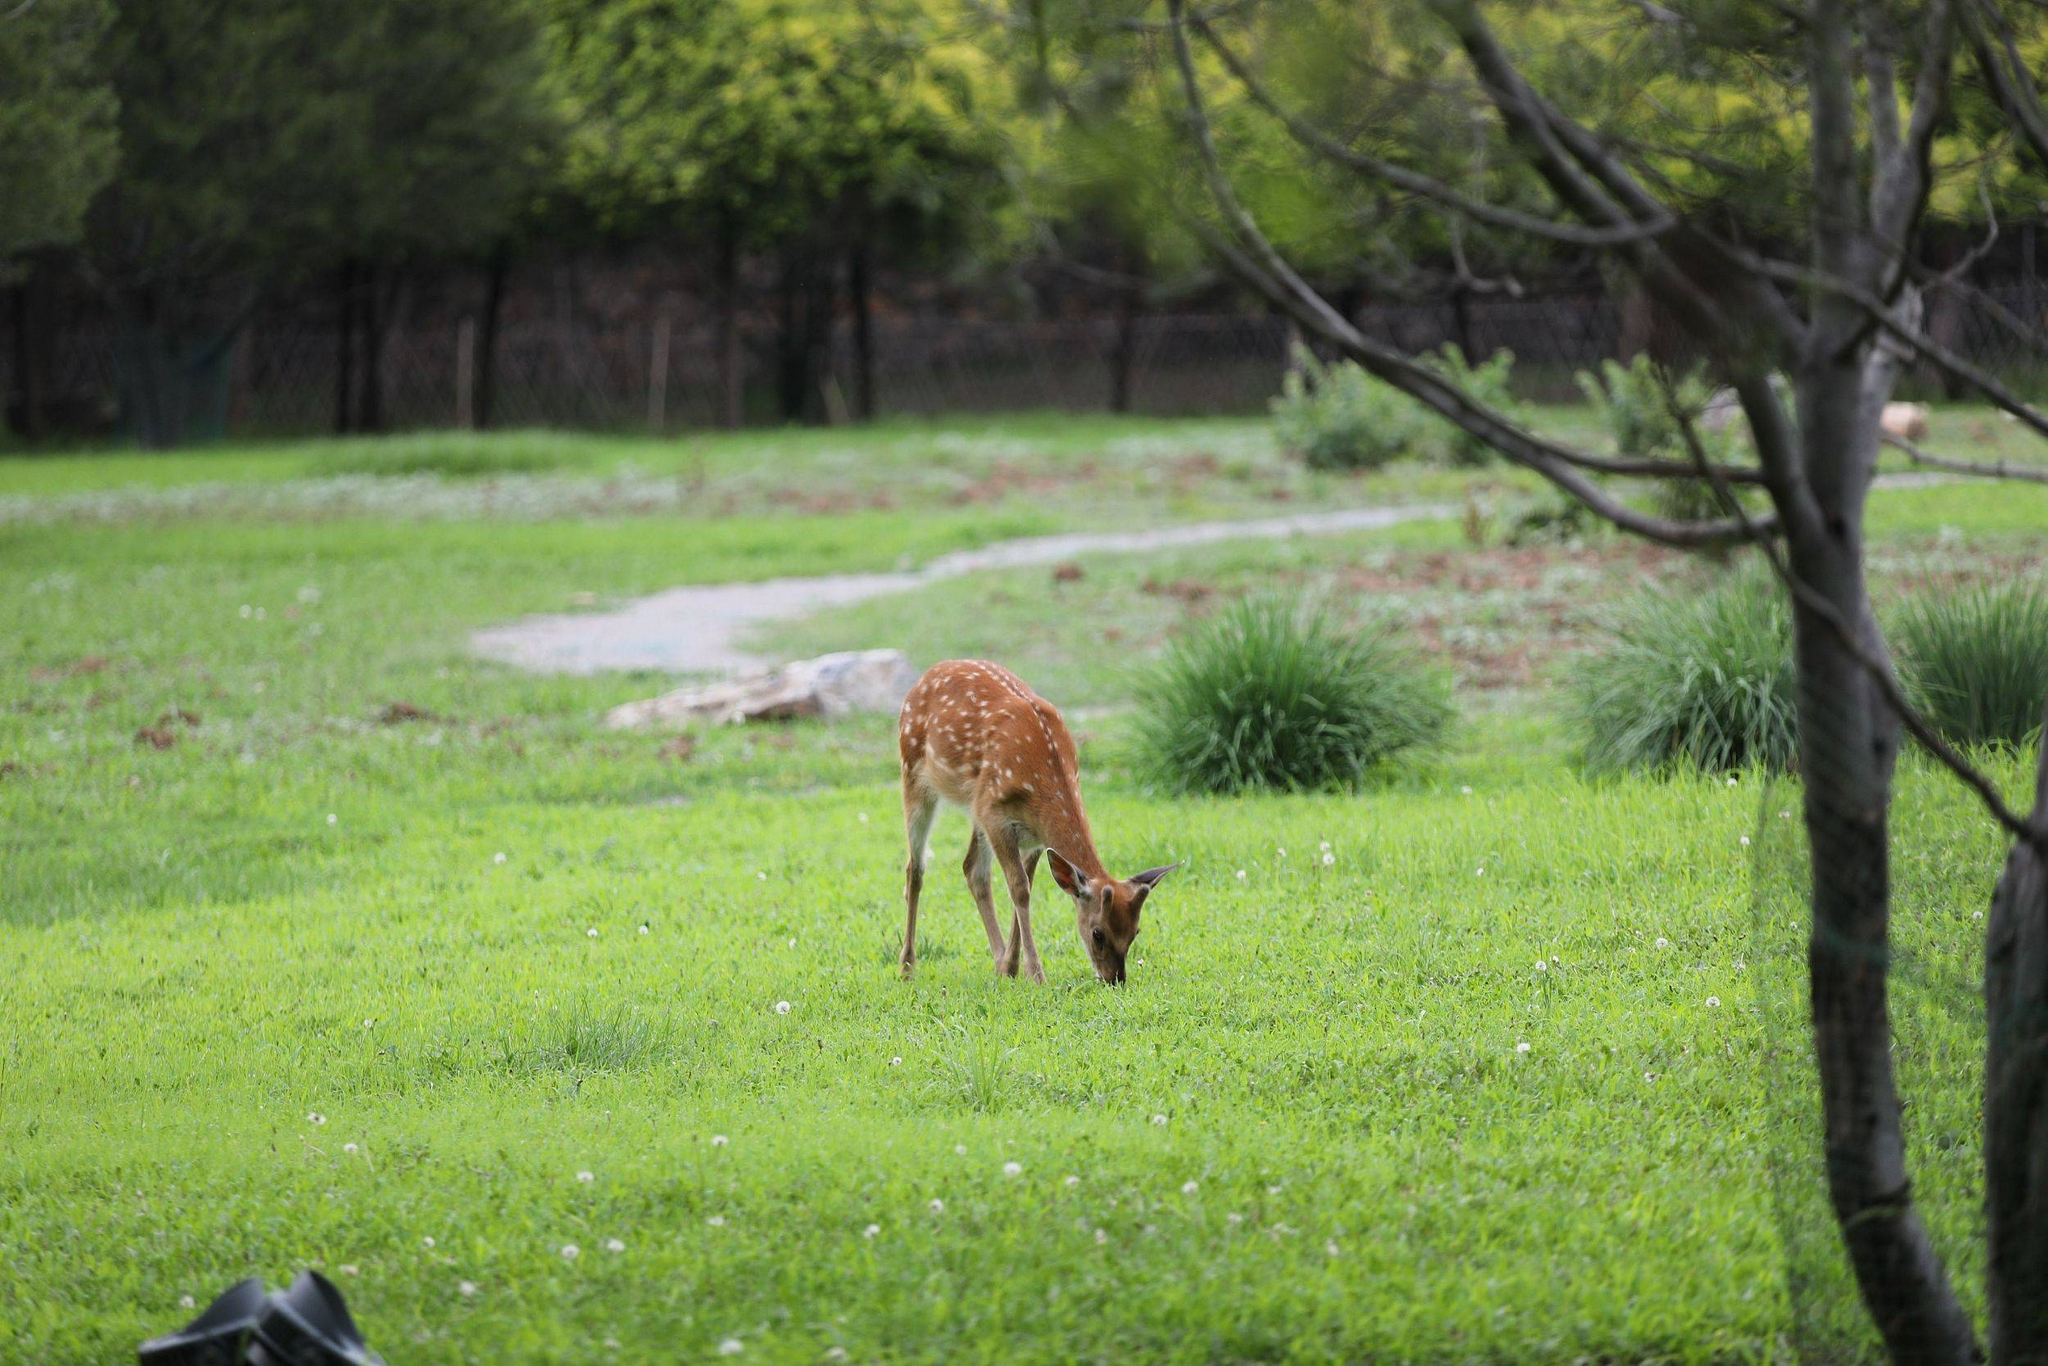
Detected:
[1091,927,1106,947]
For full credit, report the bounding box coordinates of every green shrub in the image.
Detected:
[1421,344,1517,467]
[1570,570,1797,774]
[1137,595,1452,794]
[1895,581,2048,749]
[1271,346,1419,471]
[1575,354,1745,462]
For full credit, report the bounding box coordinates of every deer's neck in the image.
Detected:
[1030,772,1107,882]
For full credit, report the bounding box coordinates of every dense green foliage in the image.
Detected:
[1896,581,2048,750]
[1421,345,1517,467]
[543,0,1013,253]
[1570,570,1799,774]
[1136,596,1451,792]
[0,0,117,270]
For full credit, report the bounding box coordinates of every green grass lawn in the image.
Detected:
[2,411,2043,1364]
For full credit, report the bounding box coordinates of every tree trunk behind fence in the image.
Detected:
[1110,279,1140,414]
[357,264,383,433]
[9,282,42,443]
[850,240,874,421]
[475,242,508,430]
[335,261,356,436]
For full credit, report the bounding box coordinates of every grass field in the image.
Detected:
[2,410,2044,1364]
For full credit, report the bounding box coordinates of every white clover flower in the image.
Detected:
[1181,1180,1199,1195]
[1235,869,1247,881]
[929,1199,944,1213]
[1707,996,1721,1008]
[707,1216,726,1227]
[587,928,599,939]
[1326,1239,1342,1256]
[458,1281,477,1298]
[718,1338,744,1356]
[326,813,337,826]
[787,937,796,948]
[343,1143,358,1155]
[560,1244,579,1260]
[577,1171,594,1184]
[1516,1042,1531,1054]
[1064,1175,1080,1188]
[1534,960,1547,972]
[756,872,767,882]
[423,1236,436,1249]
[774,1001,791,1016]
[493,852,506,865]
[1150,1113,1168,1125]
[1276,847,1286,858]
[711,1134,728,1146]
[1460,785,1473,794]
[1655,937,1670,949]
[1740,835,1751,847]
[863,1224,880,1240]
[1003,1162,1022,1177]
[1227,1212,1243,1225]
[1094,1228,1108,1245]
[638,924,650,935]
[1321,853,1334,867]
[1319,841,1331,852]
[889,1056,902,1066]
[954,1144,966,1155]
[857,813,869,824]
[605,1239,624,1254]
[308,1112,327,1125]
[179,1295,196,1310]
[339,1265,359,1277]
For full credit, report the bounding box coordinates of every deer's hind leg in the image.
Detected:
[962,826,1006,964]
[900,780,938,980]
[986,823,1047,984]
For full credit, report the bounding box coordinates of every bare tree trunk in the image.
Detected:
[475,241,509,431]
[1791,354,1979,1366]
[1986,709,2048,1366]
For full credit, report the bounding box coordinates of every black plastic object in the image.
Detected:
[138,1277,268,1366]
[246,1270,386,1366]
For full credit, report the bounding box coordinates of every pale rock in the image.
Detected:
[606,650,920,729]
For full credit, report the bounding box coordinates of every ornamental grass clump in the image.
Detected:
[1138,596,1452,794]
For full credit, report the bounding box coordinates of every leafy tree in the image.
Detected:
[0,0,117,271]
[86,0,554,446]
[544,0,1017,424]
[1044,0,2048,1360]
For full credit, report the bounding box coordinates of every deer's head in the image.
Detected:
[1045,852,1177,984]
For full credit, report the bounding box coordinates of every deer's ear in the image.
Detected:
[1129,862,1179,891]
[1045,849,1091,897]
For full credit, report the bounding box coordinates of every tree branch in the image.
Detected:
[1884,433,2048,483]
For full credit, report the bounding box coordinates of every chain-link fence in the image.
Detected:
[13,274,2048,442]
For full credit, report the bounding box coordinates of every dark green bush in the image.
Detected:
[1137,596,1452,794]
[1570,571,1798,774]
[1895,581,2048,749]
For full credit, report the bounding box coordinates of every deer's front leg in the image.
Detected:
[988,829,1046,984]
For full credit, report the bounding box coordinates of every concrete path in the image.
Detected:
[471,503,1457,676]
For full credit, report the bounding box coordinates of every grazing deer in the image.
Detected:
[896,660,1176,984]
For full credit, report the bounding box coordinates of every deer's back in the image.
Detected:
[899,660,1079,813]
